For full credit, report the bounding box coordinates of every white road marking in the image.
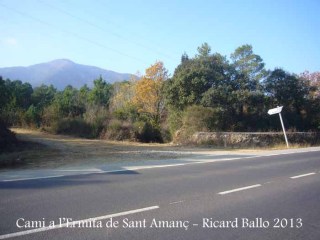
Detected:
[264,181,273,184]
[2,175,65,182]
[218,184,262,195]
[56,169,104,172]
[127,163,187,171]
[169,200,184,205]
[0,164,188,182]
[0,205,159,240]
[290,172,316,179]
[1,148,320,182]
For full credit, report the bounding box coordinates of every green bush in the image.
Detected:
[102,119,167,143]
[50,118,94,138]
[24,105,41,127]
[167,108,183,135]
[0,121,18,152]
[133,121,163,143]
[83,104,109,137]
[0,108,25,127]
[42,104,61,127]
[160,127,172,143]
[102,120,134,141]
[175,105,217,143]
[183,105,216,132]
[113,105,139,122]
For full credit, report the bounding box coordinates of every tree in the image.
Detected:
[0,79,33,125]
[88,76,112,106]
[264,68,311,130]
[231,44,267,89]
[31,84,56,111]
[181,52,189,63]
[264,69,309,107]
[79,84,90,105]
[228,45,268,129]
[5,80,33,109]
[110,79,138,122]
[196,42,211,58]
[25,104,41,127]
[110,78,136,111]
[0,77,8,108]
[299,71,320,129]
[133,61,168,124]
[300,71,320,98]
[166,43,270,131]
[165,43,230,110]
[53,85,84,118]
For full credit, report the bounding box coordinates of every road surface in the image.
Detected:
[0,148,320,239]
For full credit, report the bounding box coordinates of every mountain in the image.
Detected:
[0,59,134,89]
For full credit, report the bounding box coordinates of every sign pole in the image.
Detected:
[268,106,289,148]
[278,112,289,148]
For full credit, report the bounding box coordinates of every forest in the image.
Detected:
[1,44,320,145]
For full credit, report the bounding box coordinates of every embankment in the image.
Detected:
[185,132,320,148]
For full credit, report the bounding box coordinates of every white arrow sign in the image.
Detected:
[267,106,289,148]
[268,106,283,115]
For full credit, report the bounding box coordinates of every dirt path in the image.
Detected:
[6,129,201,169]
[2,129,319,181]
[4,128,296,170]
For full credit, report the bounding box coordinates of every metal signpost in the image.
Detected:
[268,106,289,148]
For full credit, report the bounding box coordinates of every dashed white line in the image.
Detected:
[127,163,187,171]
[264,181,273,184]
[169,200,184,205]
[0,205,159,240]
[218,184,262,195]
[290,172,316,179]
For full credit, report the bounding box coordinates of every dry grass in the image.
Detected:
[1,128,195,169]
[2,128,316,169]
[0,139,61,168]
[265,143,311,150]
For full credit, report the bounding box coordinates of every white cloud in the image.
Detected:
[2,37,18,46]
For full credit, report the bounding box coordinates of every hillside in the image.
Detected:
[0,59,134,89]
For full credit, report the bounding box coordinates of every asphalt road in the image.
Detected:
[0,149,320,239]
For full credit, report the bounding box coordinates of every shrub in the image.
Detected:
[102,119,167,143]
[160,126,172,143]
[113,105,139,122]
[24,105,41,127]
[42,104,61,127]
[133,121,163,143]
[183,105,216,132]
[83,104,109,137]
[0,108,25,127]
[167,108,183,135]
[175,105,217,143]
[102,120,134,141]
[50,118,94,138]
[0,121,18,152]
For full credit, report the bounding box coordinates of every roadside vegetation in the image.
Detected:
[1,43,319,149]
[0,121,18,156]
[0,128,195,169]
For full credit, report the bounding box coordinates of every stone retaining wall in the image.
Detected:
[189,132,320,148]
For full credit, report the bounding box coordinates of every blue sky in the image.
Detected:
[1,0,319,75]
